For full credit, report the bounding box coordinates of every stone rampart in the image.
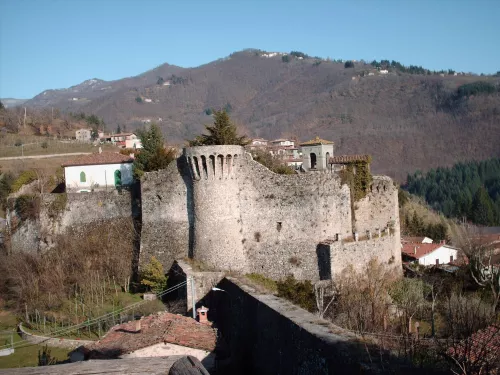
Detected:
[212,277,384,374]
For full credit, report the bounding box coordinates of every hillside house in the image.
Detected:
[270,139,294,147]
[103,133,142,149]
[84,311,216,371]
[300,137,334,171]
[402,241,459,266]
[62,151,134,192]
[75,128,92,142]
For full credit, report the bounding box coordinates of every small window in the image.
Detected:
[80,171,86,183]
[450,255,454,262]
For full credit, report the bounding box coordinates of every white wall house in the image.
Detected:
[76,128,92,142]
[270,139,295,147]
[402,242,459,266]
[62,152,134,192]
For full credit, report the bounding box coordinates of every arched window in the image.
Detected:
[80,171,86,183]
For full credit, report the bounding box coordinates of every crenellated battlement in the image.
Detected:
[184,145,244,181]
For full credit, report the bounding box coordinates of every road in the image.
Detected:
[0,152,91,161]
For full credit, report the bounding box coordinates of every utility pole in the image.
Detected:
[190,276,196,319]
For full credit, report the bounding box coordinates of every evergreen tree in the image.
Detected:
[471,186,495,225]
[188,110,248,146]
[116,125,122,134]
[134,124,175,178]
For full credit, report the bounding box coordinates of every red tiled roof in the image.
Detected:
[86,312,216,359]
[402,243,442,259]
[329,155,370,164]
[402,236,428,244]
[62,152,134,167]
[448,324,500,370]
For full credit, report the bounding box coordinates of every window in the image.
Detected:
[435,259,439,265]
[80,171,86,183]
[450,255,454,262]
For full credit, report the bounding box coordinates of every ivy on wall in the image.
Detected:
[339,156,373,202]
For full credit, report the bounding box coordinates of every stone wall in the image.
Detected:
[18,323,94,350]
[8,190,135,253]
[140,158,191,269]
[211,277,383,374]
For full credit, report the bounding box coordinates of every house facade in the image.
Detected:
[402,242,459,266]
[75,129,92,142]
[62,152,134,192]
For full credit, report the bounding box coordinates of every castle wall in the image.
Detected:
[140,159,190,268]
[138,145,401,282]
[238,158,352,280]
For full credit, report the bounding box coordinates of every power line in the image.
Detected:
[0,281,187,351]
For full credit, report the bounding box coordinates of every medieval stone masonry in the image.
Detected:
[140,145,401,281]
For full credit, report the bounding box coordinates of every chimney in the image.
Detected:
[196,306,210,325]
[134,319,141,332]
[98,146,102,154]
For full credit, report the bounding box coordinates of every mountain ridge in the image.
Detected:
[19,50,500,179]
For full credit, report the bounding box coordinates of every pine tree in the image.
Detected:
[188,110,248,146]
[471,186,495,225]
[134,124,175,178]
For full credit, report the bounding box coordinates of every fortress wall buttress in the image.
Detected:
[184,146,248,272]
[352,176,402,272]
[238,158,352,281]
[140,159,190,269]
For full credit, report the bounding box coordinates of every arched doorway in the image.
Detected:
[114,170,122,187]
[310,153,317,169]
[325,152,330,170]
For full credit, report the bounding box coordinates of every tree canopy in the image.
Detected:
[405,158,500,225]
[134,123,175,178]
[188,110,249,146]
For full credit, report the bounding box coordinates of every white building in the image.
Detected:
[402,236,434,244]
[402,242,459,266]
[105,133,143,149]
[62,152,134,192]
[300,137,334,171]
[75,128,92,142]
[270,139,295,147]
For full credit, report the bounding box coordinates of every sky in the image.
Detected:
[1,0,499,99]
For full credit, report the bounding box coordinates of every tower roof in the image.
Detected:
[300,136,334,146]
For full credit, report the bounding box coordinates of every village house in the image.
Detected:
[83,311,217,371]
[402,241,459,266]
[62,151,134,192]
[75,128,92,142]
[101,133,142,149]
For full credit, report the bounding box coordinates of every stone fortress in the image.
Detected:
[140,138,402,281]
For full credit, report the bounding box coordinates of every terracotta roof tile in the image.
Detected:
[300,136,334,146]
[62,152,134,167]
[402,243,442,259]
[86,312,216,359]
[448,324,500,368]
[329,155,370,164]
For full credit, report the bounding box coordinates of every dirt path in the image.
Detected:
[0,152,91,161]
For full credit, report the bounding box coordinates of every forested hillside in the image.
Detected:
[405,158,500,225]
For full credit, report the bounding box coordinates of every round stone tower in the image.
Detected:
[183,145,247,272]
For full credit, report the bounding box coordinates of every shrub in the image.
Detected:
[135,97,142,103]
[282,55,290,63]
[41,142,48,149]
[14,140,23,147]
[14,194,40,221]
[47,193,67,219]
[252,149,295,175]
[140,256,168,293]
[246,273,277,293]
[456,81,496,99]
[277,275,316,312]
[11,170,37,192]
